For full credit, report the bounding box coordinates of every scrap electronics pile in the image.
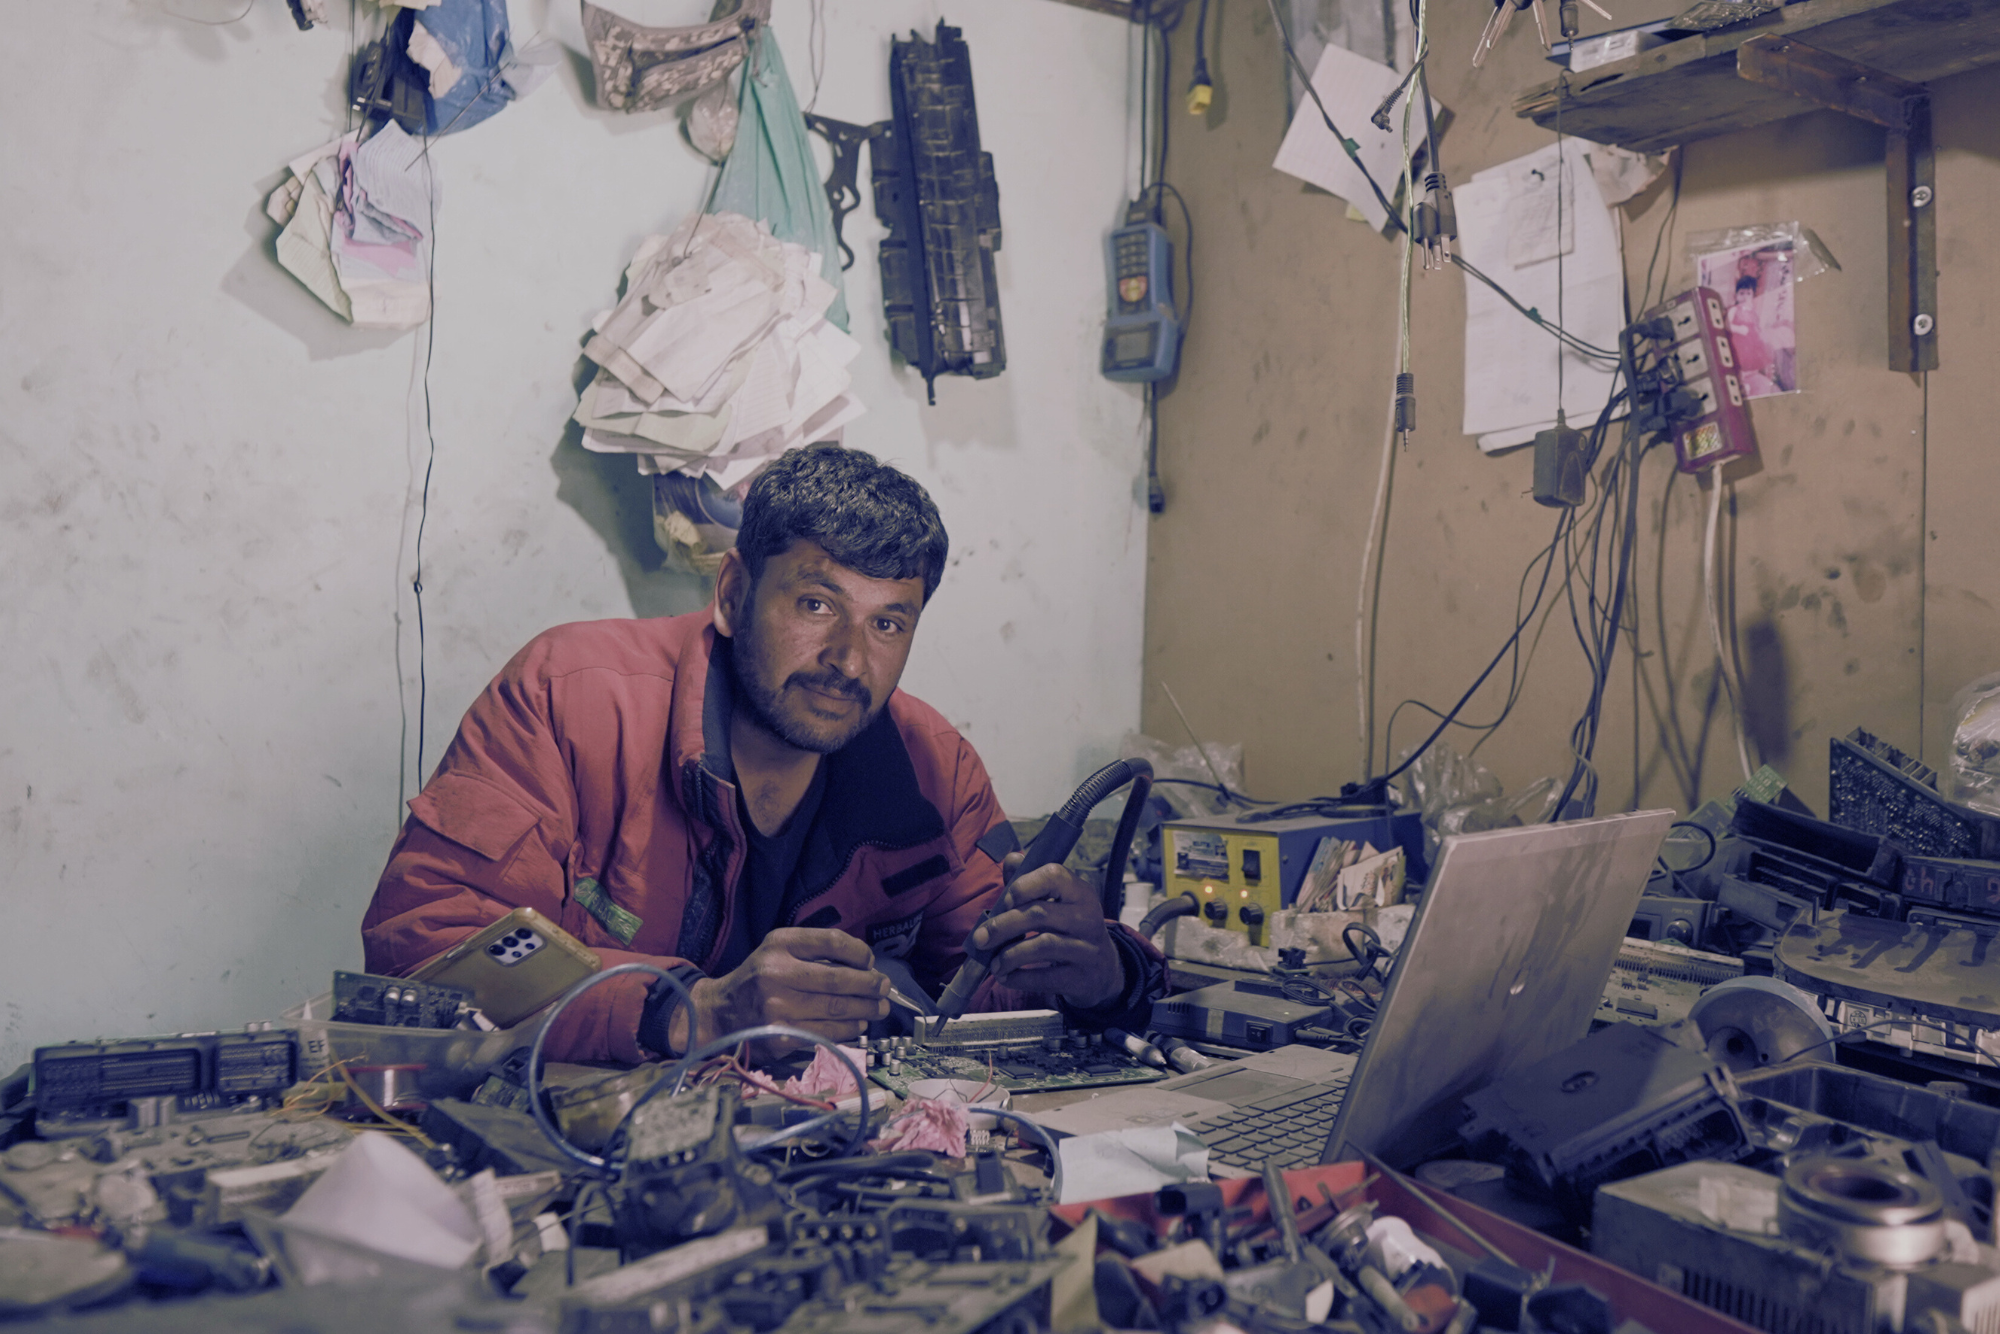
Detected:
[1450,727,2000,1334]
[0,976,1608,1334]
[0,966,1735,1334]
[15,728,2000,1332]
[0,970,1155,1331]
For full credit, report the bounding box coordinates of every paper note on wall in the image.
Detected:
[1272,42,1439,234]
[1505,156,1575,268]
[1458,139,1625,452]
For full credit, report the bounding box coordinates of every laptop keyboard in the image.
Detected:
[1193,1077,1352,1171]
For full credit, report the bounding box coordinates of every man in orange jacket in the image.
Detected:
[362,444,1163,1063]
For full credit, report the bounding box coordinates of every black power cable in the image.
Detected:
[1549,331,1651,820]
[1133,2,1190,515]
[1376,370,1630,783]
[1264,0,1404,230]
[1134,181,1196,327]
[1254,0,1655,809]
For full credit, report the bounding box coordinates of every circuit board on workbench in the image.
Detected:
[866,1042,1168,1098]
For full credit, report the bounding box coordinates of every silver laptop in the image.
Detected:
[1030,810,1673,1173]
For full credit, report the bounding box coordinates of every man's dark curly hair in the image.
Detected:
[735,444,950,602]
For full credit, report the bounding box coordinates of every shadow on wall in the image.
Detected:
[890,358,1025,472]
[549,358,712,620]
[1739,616,1792,774]
[222,195,409,362]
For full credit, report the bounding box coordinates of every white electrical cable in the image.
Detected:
[1395,0,1428,383]
[1703,473,1755,781]
[1356,0,1430,779]
[1356,372,1400,776]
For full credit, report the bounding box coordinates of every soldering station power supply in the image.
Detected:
[1161,810,1425,940]
[1150,978,1332,1050]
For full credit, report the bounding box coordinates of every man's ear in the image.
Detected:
[712,548,751,638]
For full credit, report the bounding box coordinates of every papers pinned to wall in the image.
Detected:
[575,211,863,496]
[1457,139,1625,453]
[1272,41,1440,234]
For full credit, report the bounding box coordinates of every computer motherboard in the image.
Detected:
[866,1011,1168,1097]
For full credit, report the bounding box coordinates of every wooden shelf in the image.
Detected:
[1515,0,2000,151]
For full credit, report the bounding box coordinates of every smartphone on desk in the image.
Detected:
[410,907,601,1028]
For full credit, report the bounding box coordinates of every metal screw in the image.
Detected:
[1911,185,1933,207]
[1914,314,1935,336]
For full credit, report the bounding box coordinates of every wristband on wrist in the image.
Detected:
[637,965,705,1058]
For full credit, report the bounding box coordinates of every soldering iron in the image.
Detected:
[932,757,1154,1021]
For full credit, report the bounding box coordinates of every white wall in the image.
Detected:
[0,0,1148,1072]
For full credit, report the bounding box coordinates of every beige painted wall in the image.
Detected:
[1144,0,1997,821]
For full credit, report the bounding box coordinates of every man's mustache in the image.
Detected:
[788,669,871,707]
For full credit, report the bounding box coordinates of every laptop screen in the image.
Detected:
[1324,809,1673,1168]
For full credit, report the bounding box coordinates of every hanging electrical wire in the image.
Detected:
[1254,0,1676,813]
[1132,1,1190,514]
[1264,0,1405,232]
[1377,369,1631,783]
[1390,0,1426,450]
[1548,328,1650,820]
[1703,472,1756,781]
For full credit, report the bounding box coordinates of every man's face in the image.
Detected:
[722,541,927,754]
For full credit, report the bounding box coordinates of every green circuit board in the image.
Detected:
[867,1043,1168,1098]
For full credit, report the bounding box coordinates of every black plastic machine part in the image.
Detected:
[932,758,1154,1020]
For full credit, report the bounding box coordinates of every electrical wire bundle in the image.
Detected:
[520,963,1067,1198]
[1257,0,1712,821]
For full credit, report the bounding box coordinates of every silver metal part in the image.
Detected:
[1778,1156,1946,1269]
[1596,1161,1896,1332]
[1906,1262,2000,1333]
[1359,1264,1423,1331]
[914,1010,1067,1048]
[1690,975,1834,1072]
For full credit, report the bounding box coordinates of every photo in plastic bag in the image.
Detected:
[1696,242,1797,397]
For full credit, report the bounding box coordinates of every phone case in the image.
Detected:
[410,908,602,1028]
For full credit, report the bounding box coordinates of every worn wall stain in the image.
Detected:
[1848,556,1888,604]
[84,646,146,725]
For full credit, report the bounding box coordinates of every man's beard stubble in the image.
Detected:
[727,616,879,755]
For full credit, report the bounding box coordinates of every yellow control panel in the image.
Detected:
[1162,823,1285,945]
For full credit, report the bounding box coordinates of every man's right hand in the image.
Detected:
[672,928,890,1054]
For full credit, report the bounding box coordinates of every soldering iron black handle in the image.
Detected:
[1018,756,1154,915]
[933,758,1153,1019]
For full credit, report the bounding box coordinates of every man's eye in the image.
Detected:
[801,597,829,614]
[875,619,906,636]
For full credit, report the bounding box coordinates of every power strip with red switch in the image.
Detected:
[1633,286,1758,473]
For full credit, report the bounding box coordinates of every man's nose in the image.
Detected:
[820,620,866,678]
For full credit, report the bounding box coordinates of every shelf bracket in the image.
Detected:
[1735,35,1937,372]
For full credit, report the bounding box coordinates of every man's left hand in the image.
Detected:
[972,857,1124,1008]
